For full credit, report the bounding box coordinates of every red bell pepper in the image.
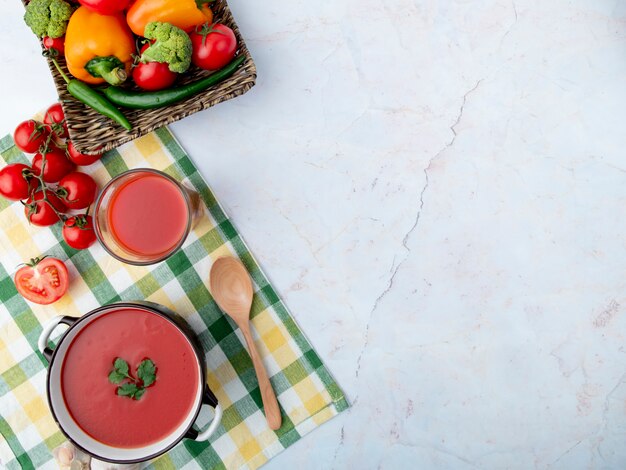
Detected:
[77,0,130,15]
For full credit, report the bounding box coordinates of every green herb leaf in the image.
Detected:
[108,370,126,384]
[109,357,133,384]
[109,357,156,400]
[137,359,156,387]
[114,357,130,376]
[117,383,140,398]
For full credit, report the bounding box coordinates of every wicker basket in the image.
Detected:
[23,0,256,155]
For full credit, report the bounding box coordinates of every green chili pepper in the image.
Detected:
[67,80,132,130]
[50,57,132,131]
[85,56,128,86]
[103,54,246,110]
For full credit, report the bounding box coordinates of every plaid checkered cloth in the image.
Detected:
[0,127,348,469]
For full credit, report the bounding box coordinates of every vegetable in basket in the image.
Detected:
[140,22,193,73]
[43,36,65,56]
[77,0,131,15]
[133,43,178,91]
[49,56,132,130]
[190,22,237,71]
[104,53,245,109]
[23,0,73,39]
[126,0,214,37]
[64,7,134,86]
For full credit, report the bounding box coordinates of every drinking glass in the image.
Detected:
[94,168,202,265]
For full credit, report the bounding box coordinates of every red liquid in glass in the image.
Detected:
[61,308,200,448]
[108,173,188,257]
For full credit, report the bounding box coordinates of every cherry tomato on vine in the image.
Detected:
[24,190,67,226]
[0,163,38,200]
[132,43,178,91]
[43,103,68,139]
[14,256,69,305]
[63,215,97,250]
[190,23,237,71]
[13,120,50,154]
[57,172,98,210]
[43,36,65,55]
[32,149,75,183]
[66,141,102,166]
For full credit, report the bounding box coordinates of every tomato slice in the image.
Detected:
[14,257,69,305]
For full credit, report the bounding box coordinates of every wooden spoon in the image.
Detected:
[209,257,282,430]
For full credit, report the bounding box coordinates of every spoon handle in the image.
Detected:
[240,324,282,430]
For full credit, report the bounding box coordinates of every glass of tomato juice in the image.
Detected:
[94,169,202,265]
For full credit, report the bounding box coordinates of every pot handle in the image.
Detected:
[185,386,223,442]
[38,316,76,363]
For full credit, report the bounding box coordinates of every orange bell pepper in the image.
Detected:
[199,4,214,24]
[64,6,135,86]
[127,0,213,37]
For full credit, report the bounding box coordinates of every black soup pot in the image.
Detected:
[38,301,222,464]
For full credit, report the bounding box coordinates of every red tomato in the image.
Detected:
[0,164,38,201]
[43,36,65,56]
[57,172,98,210]
[132,43,177,91]
[190,23,237,71]
[32,149,75,183]
[43,103,68,139]
[14,257,69,305]
[24,190,67,226]
[78,0,130,15]
[63,215,97,250]
[67,141,102,166]
[13,120,50,154]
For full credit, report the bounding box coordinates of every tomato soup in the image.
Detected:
[61,308,200,448]
[107,173,188,257]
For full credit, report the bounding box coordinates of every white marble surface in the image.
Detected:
[2,0,626,468]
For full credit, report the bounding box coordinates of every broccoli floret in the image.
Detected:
[141,22,192,74]
[24,0,73,39]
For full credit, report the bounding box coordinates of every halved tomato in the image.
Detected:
[14,257,69,305]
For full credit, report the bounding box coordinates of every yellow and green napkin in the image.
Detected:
[0,127,348,469]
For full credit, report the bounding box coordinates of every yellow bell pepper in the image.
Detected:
[64,7,135,86]
[127,0,213,37]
